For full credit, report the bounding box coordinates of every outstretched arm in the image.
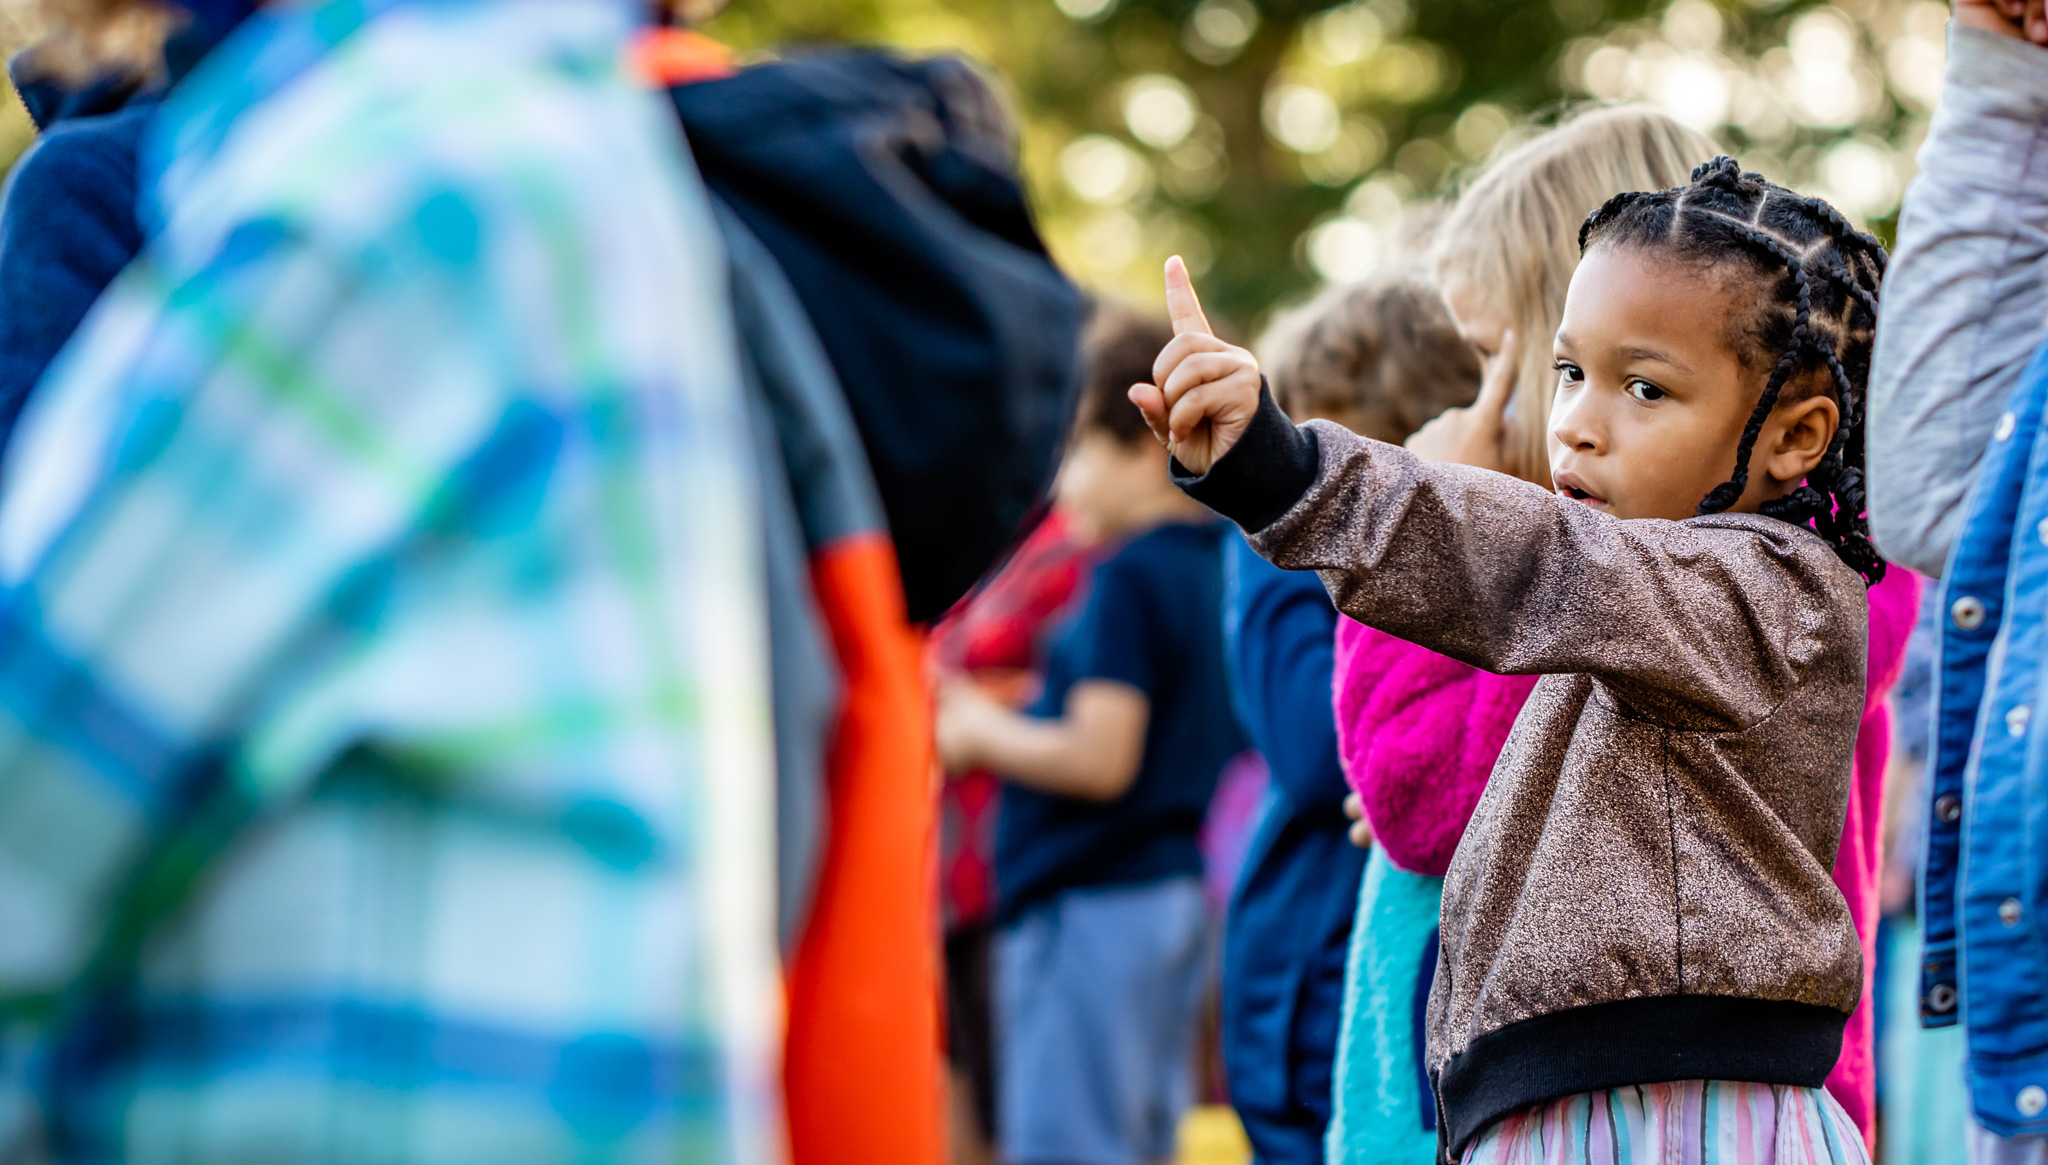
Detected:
[935,677,1148,801]
[1135,260,1856,733]
[1867,11,2048,576]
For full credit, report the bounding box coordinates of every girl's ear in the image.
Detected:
[1763,392,1840,488]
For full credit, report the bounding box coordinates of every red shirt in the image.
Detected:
[928,511,1093,928]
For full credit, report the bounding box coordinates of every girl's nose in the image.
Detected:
[1549,390,1604,454]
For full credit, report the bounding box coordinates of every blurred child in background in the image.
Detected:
[936,308,1245,1165]
[1324,105,1717,1165]
[0,34,152,449]
[929,507,1096,1165]
[1218,277,1479,1165]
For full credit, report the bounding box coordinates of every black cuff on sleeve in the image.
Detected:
[1170,381,1320,534]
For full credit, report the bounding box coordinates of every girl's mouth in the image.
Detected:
[1555,478,1607,509]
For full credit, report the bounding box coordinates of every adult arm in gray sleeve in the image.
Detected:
[1868,25,2048,578]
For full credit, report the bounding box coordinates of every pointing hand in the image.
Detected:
[1126,256,1264,477]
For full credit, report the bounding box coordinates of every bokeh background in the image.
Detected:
[0,5,1953,1163]
[709,0,1935,331]
[1,0,1935,331]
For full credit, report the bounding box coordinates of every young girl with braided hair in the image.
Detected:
[1324,106,1721,1165]
[1133,157,1889,1163]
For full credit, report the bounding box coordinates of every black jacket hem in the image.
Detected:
[1438,994,1849,1158]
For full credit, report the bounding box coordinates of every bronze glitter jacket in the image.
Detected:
[1178,392,1866,1158]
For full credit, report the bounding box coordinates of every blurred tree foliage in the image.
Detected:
[706,0,1941,333]
[704,0,1616,328]
[0,91,31,171]
[0,0,1943,337]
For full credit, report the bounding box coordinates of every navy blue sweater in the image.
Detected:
[0,64,152,451]
[1219,532,1366,1165]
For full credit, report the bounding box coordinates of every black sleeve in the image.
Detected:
[1170,381,1320,534]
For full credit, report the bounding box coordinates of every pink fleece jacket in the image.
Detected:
[1825,565,1920,1146]
[1331,566,1920,1149]
[1330,619,1536,879]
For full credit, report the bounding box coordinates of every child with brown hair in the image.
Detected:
[1220,277,1480,1165]
[1257,277,1486,445]
[936,306,1245,1165]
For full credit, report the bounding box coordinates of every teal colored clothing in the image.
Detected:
[1327,846,1441,1165]
[1880,915,1969,1165]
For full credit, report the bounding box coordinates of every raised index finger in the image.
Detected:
[1164,255,1213,337]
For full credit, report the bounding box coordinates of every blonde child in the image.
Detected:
[1136,157,1883,1163]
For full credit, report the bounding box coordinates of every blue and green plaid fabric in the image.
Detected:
[0,0,780,1160]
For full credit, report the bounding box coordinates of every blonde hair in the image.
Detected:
[1433,105,1720,489]
[1258,276,1481,445]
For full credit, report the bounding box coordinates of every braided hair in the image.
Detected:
[1577,156,1887,584]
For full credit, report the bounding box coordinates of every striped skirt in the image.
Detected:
[1459,1081,1870,1165]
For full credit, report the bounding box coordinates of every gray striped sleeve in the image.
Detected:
[1868,24,2048,578]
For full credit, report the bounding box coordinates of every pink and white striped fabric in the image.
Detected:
[1460,1081,1870,1165]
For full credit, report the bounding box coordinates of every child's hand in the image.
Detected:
[1956,0,2048,44]
[1127,256,1263,477]
[935,675,1004,772]
[1404,329,1517,472]
[1343,792,1374,849]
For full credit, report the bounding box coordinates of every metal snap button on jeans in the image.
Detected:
[1998,411,2019,442]
[1929,983,1958,1013]
[2003,897,2025,927]
[2020,1085,2047,1118]
[1954,595,1988,631]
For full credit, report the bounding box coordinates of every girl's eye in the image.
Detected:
[1554,361,1583,385]
[1626,378,1666,403]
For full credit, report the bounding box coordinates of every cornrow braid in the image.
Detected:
[1577,156,1889,584]
[1799,194,1887,334]
[1697,228,1811,514]
[1691,154,1747,191]
[1578,190,1652,252]
[1801,195,1886,268]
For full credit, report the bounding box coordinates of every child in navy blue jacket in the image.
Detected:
[0,48,153,446]
[0,3,253,456]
